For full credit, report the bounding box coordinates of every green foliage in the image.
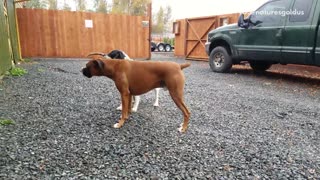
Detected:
[24,0,47,9]
[62,1,72,11]
[46,0,58,10]
[38,68,45,73]
[130,0,150,15]
[22,0,151,15]
[76,0,87,11]
[152,5,173,34]
[111,0,150,15]
[7,67,27,77]
[163,37,175,46]
[22,58,33,63]
[0,119,15,126]
[152,6,164,34]
[95,0,108,13]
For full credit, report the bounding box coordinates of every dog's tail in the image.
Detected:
[87,52,106,57]
[180,63,191,70]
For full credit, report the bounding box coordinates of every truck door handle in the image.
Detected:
[276,29,283,37]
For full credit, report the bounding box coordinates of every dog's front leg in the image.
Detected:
[128,94,132,113]
[113,91,130,129]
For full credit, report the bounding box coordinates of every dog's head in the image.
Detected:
[107,50,126,59]
[82,59,105,78]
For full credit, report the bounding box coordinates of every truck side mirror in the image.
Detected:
[238,14,248,28]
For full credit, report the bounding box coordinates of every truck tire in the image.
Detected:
[151,42,156,52]
[165,44,172,52]
[249,61,272,72]
[157,43,165,52]
[209,46,233,73]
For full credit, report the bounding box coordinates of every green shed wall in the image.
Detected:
[0,0,12,75]
[0,0,21,75]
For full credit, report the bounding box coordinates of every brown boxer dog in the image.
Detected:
[82,56,191,132]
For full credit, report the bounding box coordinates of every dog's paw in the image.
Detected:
[178,123,187,133]
[178,127,187,133]
[131,108,137,112]
[116,106,122,111]
[113,123,122,128]
[153,102,159,107]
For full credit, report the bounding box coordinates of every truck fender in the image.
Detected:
[210,34,237,57]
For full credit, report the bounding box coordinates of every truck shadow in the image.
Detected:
[231,67,320,87]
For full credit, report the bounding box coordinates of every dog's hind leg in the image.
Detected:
[132,96,140,112]
[116,104,122,111]
[167,76,190,132]
[169,91,190,133]
[153,88,160,107]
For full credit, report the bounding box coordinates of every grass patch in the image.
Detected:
[38,68,45,73]
[0,119,15,126]
[22,58,33,63]
[7,67,28,77]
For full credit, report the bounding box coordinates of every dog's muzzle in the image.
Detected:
[81,68,92,78]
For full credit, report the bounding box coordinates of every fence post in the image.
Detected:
[147,3,152,60]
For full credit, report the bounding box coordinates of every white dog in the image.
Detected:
[88,50,160,112]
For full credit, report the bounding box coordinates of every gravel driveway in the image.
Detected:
[1,53,320,179]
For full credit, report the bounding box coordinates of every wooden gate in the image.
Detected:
[174,13,242,61]
[16,8,151,59]
[185,16,217,60]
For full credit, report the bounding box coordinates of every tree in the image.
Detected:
[95,0,108,13]
[130,0,150,16]
[75,0,87,11]
[152,5,173,34]
[164,6,173,33]
[24,0,46,9]
[111,0,128,14]
[62,0,72,11]
[46,0,58,10]
[111,0,150,15]
[152,6,164,34]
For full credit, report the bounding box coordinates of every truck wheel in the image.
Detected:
[165,44,172,52]
[209,46,233,73]
[151,42,156,52]
[249,61,272,72]
[157,43,165,52]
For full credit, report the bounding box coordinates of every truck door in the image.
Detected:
[313,1,320,66]
[315,24,320,66]
[281,0,317,65]
[237,0,291,62]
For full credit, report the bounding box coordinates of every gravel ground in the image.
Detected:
[1,53,320,179]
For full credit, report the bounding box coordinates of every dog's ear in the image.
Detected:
[113,52,125,59]
[118,52,125,59]
[93,59,104,70]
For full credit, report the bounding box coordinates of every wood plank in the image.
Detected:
[16,9,150,58]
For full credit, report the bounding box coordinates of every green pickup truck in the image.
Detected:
[205,0,320,73]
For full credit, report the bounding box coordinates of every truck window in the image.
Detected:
[289,0,313,22]
[250,0,291,27]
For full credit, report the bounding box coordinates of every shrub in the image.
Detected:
[7,67,28,77]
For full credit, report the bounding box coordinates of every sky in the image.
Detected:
[61,0,269,20]
[152,0,269,20]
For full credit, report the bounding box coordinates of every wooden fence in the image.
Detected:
[16,8,150,59]
[174,13,242,61]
